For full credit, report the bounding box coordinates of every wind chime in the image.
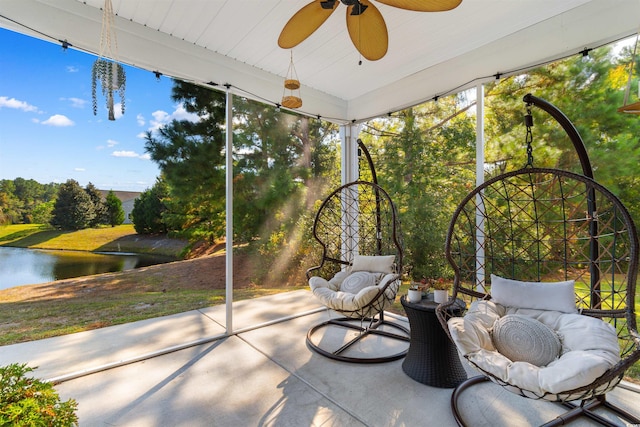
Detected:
[281,52,302,109]
[91,0,126,120]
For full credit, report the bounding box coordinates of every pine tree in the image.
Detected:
[105,190,125,227]
[85,182,107,227]
[131,179,168,234]
[50,179,95,230]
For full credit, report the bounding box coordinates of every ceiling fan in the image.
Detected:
[278,0,462,61]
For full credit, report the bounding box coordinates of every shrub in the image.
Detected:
[0,363,78,426]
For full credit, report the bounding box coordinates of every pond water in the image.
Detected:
[0,246,174,290]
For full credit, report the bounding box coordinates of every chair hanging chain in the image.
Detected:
[525,103,534,167]
[623,32,640,106]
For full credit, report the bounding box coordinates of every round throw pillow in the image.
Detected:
[491,314,561,367]
[340,271,378,294]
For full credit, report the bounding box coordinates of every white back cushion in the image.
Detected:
[351,255,395,274]
[491,274,577,313]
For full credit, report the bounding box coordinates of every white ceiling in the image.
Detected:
[1,0,640,124]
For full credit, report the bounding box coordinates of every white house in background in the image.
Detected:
[99,190,141,224]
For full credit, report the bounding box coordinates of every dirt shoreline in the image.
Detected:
[0,251,257,304]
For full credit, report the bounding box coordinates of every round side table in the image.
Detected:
[401,293,467,388]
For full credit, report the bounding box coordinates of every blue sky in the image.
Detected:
[0,28,196,192]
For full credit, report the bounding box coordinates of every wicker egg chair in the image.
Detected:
[306,179,410,363]
[436,94,640,426]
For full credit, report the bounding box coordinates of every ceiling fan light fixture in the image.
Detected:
[350,3,368,15]
[349,1,368,15]
[320,0,336,9]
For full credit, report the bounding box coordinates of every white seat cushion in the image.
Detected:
[448,300,620,397]
[309,269,398,315]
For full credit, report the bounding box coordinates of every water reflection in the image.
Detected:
[0,247,173,290]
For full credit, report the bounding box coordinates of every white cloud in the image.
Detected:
[112,150,149,160]
[95,102,124,120]
[148,110,169,132]
[113,103,124,120]
[66,65,79,73]
[61,97,86,108]
[0,96,40,112]
[136,113,145,126]
[41,114,74,127]
[172,104,200,121]
[107,139,119,147]
[112,150,139,158]
[148,104,199,133]
[74,167,86,172]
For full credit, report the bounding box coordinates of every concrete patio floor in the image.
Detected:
[1,290,638,426]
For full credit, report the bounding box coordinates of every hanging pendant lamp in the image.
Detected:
[282,52,302,109]
[618,34,640,114]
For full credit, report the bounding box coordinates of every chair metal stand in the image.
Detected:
[545,395,640,427]
[306,312,410,363]
[451,376,640,427]
[306,176,409,363]
[450,375,490,427]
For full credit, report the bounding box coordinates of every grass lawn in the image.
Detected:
[0,224,187,256]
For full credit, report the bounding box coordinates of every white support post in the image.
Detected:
[225,86,233,335]
[339,124,361,264]
[475,84,486,291]
[339,124,361,185]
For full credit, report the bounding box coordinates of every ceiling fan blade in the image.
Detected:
[346,0,388,61]
[278,0,339,48]
[375,0,462,12]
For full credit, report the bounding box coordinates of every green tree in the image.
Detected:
[0,178,59,224]
[31,200,55,224]
[105,190,125,227]
[483,43,640,225]
[0,180,20,225]
[131,179,169,234]
[144,79,339,285]
[360,95,476,280]
[85,182,107,227]
[51,179,95,230]
[144,82,226,241]
[146,80,338,244]
[232,99,337,242]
